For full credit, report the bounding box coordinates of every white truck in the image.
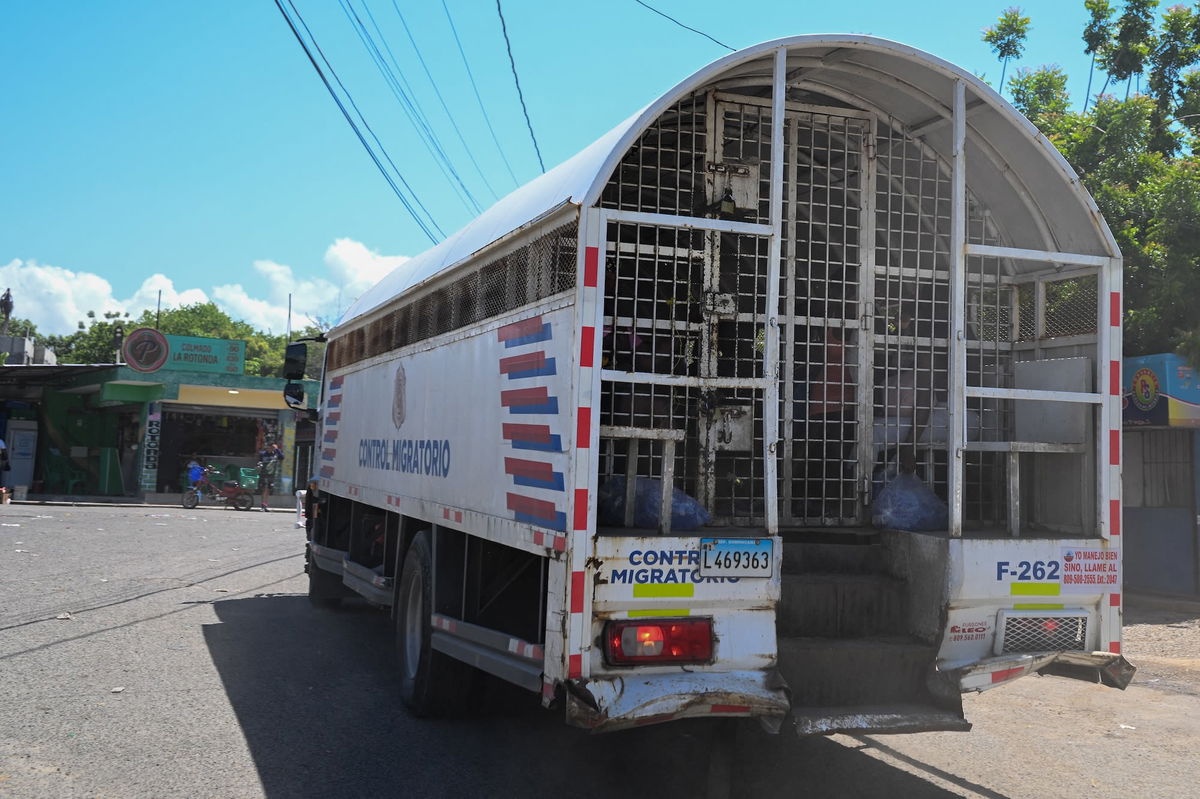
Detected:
[284,35,1133,736]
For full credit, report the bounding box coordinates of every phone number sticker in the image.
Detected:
[1059,547,1119,592]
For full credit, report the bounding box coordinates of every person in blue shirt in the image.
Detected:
[186,456,204,488]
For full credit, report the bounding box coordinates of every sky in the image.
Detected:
[2,0,1108,338]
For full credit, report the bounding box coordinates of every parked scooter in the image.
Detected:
[182,467,255,511]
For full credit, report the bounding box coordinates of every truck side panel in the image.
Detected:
[320,300,576,559]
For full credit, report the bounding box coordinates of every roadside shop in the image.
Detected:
[1122,353,1200,596]
[0,329,318,500]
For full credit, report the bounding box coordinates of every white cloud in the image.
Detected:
[0,239,411,338]
[0,259,209,335]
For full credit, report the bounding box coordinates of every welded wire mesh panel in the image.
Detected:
[327,222,577,371]
[600,92,708,216]
[1044,275,1098,338]
[714,232,770,380]
[962,451,1006,525]
[713,390,766,521]
[871,124,1018,530]
[789,323,861,522]
[1001,615,1087,653]
[716,100,774,225]
[604,223,705,375]
[781,111,866,525]
[599,381,701,501]
[1016,284,1037,341]
[871,122,954,518]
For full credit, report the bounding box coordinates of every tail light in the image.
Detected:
[604,618,713,666]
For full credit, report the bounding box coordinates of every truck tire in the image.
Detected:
[307,550,346,609]
[396,532,474,717]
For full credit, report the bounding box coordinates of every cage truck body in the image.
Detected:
[290,36,1133,735]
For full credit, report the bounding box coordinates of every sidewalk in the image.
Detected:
[7,491,300,510]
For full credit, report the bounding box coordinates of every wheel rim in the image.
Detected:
[403,569,424,681]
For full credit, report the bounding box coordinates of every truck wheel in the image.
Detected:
[396,532,474,717]
[182,490,199,510]
[232,493,253,512]
[307,551,345,609]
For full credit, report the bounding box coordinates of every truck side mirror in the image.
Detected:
[283,381,306,410]
[283,342,307,381]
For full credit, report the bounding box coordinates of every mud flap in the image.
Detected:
[1038,650,1137,690]
[953,650,1136,692]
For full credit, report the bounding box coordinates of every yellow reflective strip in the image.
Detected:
[627,609,690,618]
[1010,582,1061,596]
[1013,603,1065,611]
[632,583,696,598]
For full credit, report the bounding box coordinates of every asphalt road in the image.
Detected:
[1,505,1197,798]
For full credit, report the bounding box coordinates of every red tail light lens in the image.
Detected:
[604,618,713,665]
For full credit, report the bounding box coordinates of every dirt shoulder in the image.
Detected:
[1123,592,1200,696]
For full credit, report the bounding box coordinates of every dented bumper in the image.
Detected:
[953,650,1136,693]
[564,669,790,733]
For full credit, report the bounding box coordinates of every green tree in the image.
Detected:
[983,6,1033,93]
[1101,0,1159,99]
[1,317,41,338]
[45,311,130,364]
[1146,3,1197,155]
[46,302,300,377]
[129,302,287,377]
[1008,65,1070,122]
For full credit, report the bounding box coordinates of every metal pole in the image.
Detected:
[762,46,787,535]
[948,80,967,538]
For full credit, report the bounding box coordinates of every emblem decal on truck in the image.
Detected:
[392,362,407,428]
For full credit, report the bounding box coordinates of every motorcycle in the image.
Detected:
[181,467,255,511]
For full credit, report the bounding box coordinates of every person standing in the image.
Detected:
[186,455,204,489]
[256,441,283,511]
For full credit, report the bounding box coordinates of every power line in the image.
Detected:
[273,0,442,243]
[633,0,735,52]
[349,0,482,214]
[442,0,519,187]
[391,0,500,202]
[283,0,446,238]
[339,0,482,215]
[495,0,544,173]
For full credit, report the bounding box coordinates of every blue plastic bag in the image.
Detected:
[597,476,711,531]
[871,473,948,531]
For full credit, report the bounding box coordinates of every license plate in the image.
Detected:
[699,538,772,578]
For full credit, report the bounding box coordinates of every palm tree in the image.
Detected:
[983,7,1032,95]
[1083,0,1115,112]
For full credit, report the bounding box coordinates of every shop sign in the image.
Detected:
[1123,353,1200,427]
[140,406,161,492]
[123,329,246,375]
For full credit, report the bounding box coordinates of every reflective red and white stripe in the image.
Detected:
[564,213,605,682]
[1102,283,1124,654]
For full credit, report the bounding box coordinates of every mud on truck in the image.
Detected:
[283,35,1133,737]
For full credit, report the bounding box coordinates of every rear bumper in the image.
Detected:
[564,669,790,733]
[952,650,1136,692]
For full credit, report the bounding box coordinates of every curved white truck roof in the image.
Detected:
[341,34,1118,329]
